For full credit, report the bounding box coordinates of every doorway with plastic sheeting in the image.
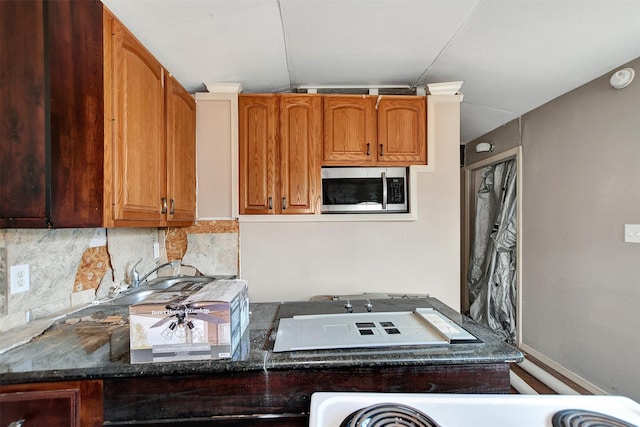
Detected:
[464,147,521,344]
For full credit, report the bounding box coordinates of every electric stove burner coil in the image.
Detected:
[552,409,639,427]
[340,403,441,427]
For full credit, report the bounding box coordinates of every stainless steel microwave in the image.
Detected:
[321,167,408,213]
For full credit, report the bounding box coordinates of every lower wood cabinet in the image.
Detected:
[0,363,509,426]
[0,380,103,427]
[103,364,510,426]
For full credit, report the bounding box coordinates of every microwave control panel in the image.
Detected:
[387,178,406,204]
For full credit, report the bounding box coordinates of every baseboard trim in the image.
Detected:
[509,369,539,395]
[519,343,607,395]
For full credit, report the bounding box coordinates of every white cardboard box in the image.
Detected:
[129,279,249,364]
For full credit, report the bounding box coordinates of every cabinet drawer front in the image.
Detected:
[1,380,103,427]
[0,389,79,427]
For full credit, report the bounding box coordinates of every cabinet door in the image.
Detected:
[377,96,426,164]
[166,74,196,224]
[323,95,377,165]
[239,95,278,214]
[48,0,105,227]
[111,19,166,224]
[279,95,322,214]
[0,380,103,427]
[0,1,48,227]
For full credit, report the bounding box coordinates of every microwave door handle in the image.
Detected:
[381,171,387,210]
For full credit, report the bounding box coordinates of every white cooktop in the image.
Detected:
[309,392,640,427]
[273,308,478,352]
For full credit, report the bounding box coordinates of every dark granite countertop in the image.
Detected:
[0,298,522,385]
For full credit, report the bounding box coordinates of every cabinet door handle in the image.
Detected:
[169,199,175,215]
[366,143,371,156]
[282,197,287,210]
[381,171,387,210]
[268,197,273,210]
[379,143,384,156]
[8,419,25,427]
[161,197,167,214]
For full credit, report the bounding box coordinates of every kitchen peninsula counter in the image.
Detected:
[0,298,521,384]
[0,298,523,426]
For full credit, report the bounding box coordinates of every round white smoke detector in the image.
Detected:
[609,67,635,89]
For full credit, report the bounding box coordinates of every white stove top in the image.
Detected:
[309,392,640,427]
[274,308,478,352]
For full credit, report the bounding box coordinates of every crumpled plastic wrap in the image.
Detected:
[467,159,517,342]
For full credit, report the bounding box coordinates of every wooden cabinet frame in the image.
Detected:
[239,94,321,215]
[323,95,427,166]
[0,380,103,427]
[102,365,510,426]
[0,1,196,229]
[105,10,196,228]
[109,16,167,225]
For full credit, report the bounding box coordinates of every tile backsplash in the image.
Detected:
[0,220,239,332]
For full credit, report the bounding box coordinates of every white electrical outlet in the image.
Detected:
[10,264,30,294]
[153,242,160,259]
[624,224,640,243]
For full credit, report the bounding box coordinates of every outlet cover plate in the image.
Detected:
[10,264,30,294]
[624,224,640,243]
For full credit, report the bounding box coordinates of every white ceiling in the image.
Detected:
[102,0,640,143]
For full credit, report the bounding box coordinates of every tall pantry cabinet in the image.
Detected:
[0,0,196,228]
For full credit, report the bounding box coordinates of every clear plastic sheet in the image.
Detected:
[467,159,517,342]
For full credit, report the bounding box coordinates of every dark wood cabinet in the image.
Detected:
[0,0,196,228]
[0,1,46,227]
[0,380,103,427]
[0,0,104,228]
[103,364,510,426]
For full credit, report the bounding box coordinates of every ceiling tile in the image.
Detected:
[280,0,478,88]
[103,0,290,92]
[460,102,519,144]
[101,0,640,142]
[428,1,640,115]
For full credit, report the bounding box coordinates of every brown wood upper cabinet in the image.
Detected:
[165,75,197,224]
[239,94,322,215]
[107,13,196,227]
[0,0,195,228]
[323,95,427,166]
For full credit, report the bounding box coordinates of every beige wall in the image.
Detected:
[465,118,520,165]
[467,57,640,400]
[196,93,236,219]
[238,97,462,308]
